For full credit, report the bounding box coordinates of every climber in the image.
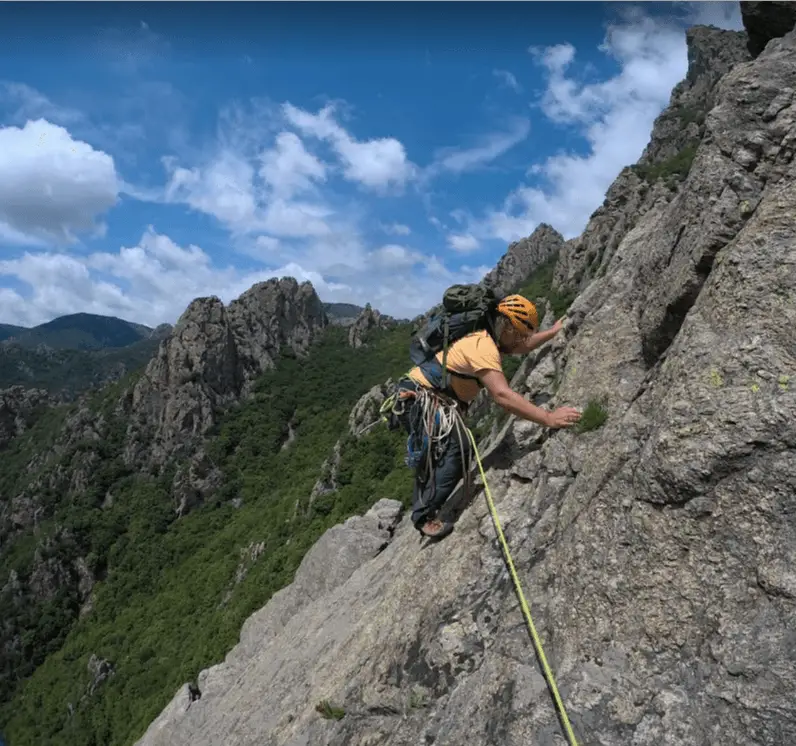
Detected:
[393,294,581,539]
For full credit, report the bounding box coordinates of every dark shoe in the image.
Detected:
[416,518,454,540]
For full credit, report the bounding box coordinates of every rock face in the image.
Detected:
[554,26,750,293]
[347,304,396,348]
[0,386,52,450]
[323,302,365,327]
[136,20,796,746]
[347,380,394,436]
[741,1,796,57]
[125,278,326,469]
[482,223,564,297]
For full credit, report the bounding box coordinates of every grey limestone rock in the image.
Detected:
[135,20,796,746]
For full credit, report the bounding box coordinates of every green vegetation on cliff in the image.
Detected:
[0,324,413,746]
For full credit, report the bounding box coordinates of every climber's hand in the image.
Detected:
[546,406,581,429]
[550,318,565,336]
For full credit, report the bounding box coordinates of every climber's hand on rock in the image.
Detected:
[546,406,581,429]
[550,318,565,336]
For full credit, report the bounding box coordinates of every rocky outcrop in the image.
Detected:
[323,302,364,327]
[482,223,564,297]
[554,26,750,294]
[741,1,796,57]
[135,499,405,745]
[137,19,796,746]
[347,305,396,348]
[124,278,326,470]
[0,386,53,450]
[86,654,115,696]
[309,441,343,503]
[347,380,394,437]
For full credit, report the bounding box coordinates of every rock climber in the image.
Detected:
[393,294,581,539]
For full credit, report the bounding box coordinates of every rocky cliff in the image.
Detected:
[482,223,564,297]
[0,386,53,450]
[741,1,796,56]
[124,277,326,471]
[347,304,398,349]
[135,16,796,746]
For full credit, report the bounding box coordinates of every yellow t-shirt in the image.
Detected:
[407,329,503,403]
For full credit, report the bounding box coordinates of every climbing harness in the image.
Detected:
[464,424,581,746]
[388,382,473,491]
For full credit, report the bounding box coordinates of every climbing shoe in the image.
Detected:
[416,518,454,540]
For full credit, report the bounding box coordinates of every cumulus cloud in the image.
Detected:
[0,228,489,326]
[162,143,334,238]
[0,119,120,245]
[282,102,416,191]
[162,100,415,240]
[0,228,350,327]
[468,8,693,242]
[447,233,480,253]
[259,131,326,199]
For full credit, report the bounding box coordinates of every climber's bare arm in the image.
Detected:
[479,368,582,429]
[478,369,553,426]
[513,319,564,354]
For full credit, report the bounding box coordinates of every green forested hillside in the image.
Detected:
[0,324,415,746]
[0,338,163,396]
[0,324,26,342]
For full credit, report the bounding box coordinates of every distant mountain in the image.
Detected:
[1,312,160,351]
[0,313,173,396]
[323,302,365,326]
[0,324,26,343]
[0,336,166,397]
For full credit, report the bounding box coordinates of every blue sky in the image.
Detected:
[0,1,743,327]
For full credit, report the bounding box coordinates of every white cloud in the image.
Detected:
[0,228,489,327]
[468,9,692,242]
[162,145,333,238]
[427,117,530,176]
[0,228,350,328]
[258,131,326,199]
[380,222,411,236]
[283,102,416,191]
[447,233,480,253]
[163,150,258,230]
[493,69,521,92]
[0,82,84,127]
[682,0,743,30]
[0,119,120,245]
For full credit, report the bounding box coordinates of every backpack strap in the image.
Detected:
[423,309,500,399]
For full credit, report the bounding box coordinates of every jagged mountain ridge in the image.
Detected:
[131,13,796,746]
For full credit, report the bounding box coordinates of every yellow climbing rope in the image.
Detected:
[464,425,581,746]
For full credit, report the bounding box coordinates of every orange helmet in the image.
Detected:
[497,294,538,333]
